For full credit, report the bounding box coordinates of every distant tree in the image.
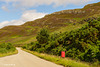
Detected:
[36,28,49,44]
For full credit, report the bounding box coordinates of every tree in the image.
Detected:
[36,28,49,44]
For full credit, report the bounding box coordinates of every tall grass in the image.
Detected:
[0,50,18,57]
[0,43,17,57]
[22,48,92,67]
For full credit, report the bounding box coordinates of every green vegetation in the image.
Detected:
[22,18,100,66]
[0,43,17,57]
[36,28,49,44]
[22,48,90,67]
[0,50,18,57]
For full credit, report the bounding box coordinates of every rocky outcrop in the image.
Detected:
[51,10,86,15]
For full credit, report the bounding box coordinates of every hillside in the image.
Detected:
[0,2,100,45]
[23,17,100,65]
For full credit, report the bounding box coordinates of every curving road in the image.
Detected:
[0,48,63,67]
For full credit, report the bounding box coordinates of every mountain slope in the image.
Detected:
[0,2,100,45]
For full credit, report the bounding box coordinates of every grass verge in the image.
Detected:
[0,50,18,57]
[22,48,92,67]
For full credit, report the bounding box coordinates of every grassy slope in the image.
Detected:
[0,50,18,57]
[0,23,87,46]
[0,2,100,46]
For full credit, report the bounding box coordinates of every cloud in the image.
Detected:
[0,20,24,28]
[1,6,9,11]
[0,0,95,9]
[0,10,47,28]
[21,10,47,22]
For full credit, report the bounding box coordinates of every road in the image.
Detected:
[0,48,63,67]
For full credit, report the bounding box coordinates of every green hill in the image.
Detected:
[23,16,100,66]
[0,2,100,46]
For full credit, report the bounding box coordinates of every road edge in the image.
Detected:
[21,48,90,67]
[0,50,18,58]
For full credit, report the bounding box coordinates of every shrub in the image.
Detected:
[36,28,49,44]
[0,43,16,54]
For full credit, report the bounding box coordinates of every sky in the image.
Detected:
[0,0,100,28]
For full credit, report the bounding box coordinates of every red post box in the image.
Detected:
[61,51,65,58]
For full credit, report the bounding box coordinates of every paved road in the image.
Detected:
[0,48,63,67]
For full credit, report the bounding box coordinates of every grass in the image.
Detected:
[11,35,22,38]
[0,50,18,57]
[0,22,87,47]
[52,23,87,34]
[22,48,92,67]
[13,36,37,47]
[3,23,85,47]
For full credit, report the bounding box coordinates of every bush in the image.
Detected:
[66,48,81,59]
[36,28,49,44]
[0,43,16,54]
[51,46,66,55]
